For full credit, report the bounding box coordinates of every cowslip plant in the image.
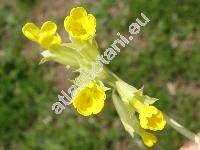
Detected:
[22,6,200,147]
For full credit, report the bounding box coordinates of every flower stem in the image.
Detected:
[165,115,200,145]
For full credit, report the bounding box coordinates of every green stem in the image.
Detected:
[104,68,124,88]
[165,115,200,145]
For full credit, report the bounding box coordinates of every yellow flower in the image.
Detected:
[73,82,106,116]
[130,98,166,131]
[139,128,158,147]
[22,21,61,49]
[112,92,157,147]
[64,7,96,41]
[138,106,166,131]
[116,81,166,131]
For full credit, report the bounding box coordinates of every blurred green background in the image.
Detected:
[0,0,200,149]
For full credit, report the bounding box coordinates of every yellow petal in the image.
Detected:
[64,7,96,41]
[73,88,93,109]
[72,82,106,116]
[41,21,57,36]
[66,18,87,37]
[86,14,96,35]
[51,34,62,45]
[139,106,166,131]
[22,23,40,42]
[139,130,157,147]
[73,90,93,116]
[38,32,54,49]
[77,107,93,116]
[92,99,104,114]
[64,16,71,33]
[91,83,106,101]
[70,7,87,21]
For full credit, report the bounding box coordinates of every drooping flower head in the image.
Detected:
[64,7,96,41]
[138,105,166,131]
[73,82,106,116]
[112,92,158,147]
[115,81,166,146]
[22,21,61,49]
[130,88,166,131]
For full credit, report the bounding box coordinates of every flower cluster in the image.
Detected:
[22,7,166,147]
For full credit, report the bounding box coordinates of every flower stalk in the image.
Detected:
[165,115,200,145]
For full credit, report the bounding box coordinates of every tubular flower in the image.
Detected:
[22,21,61,49]
[112,92,158,147]
[130,96,166,131]
[115,80,165,146]
[139,128,158,147]
[64,7,96,41]
[73,82,106,116]
[139,106,166,131]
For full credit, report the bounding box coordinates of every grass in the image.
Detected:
[0,0,200,150]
